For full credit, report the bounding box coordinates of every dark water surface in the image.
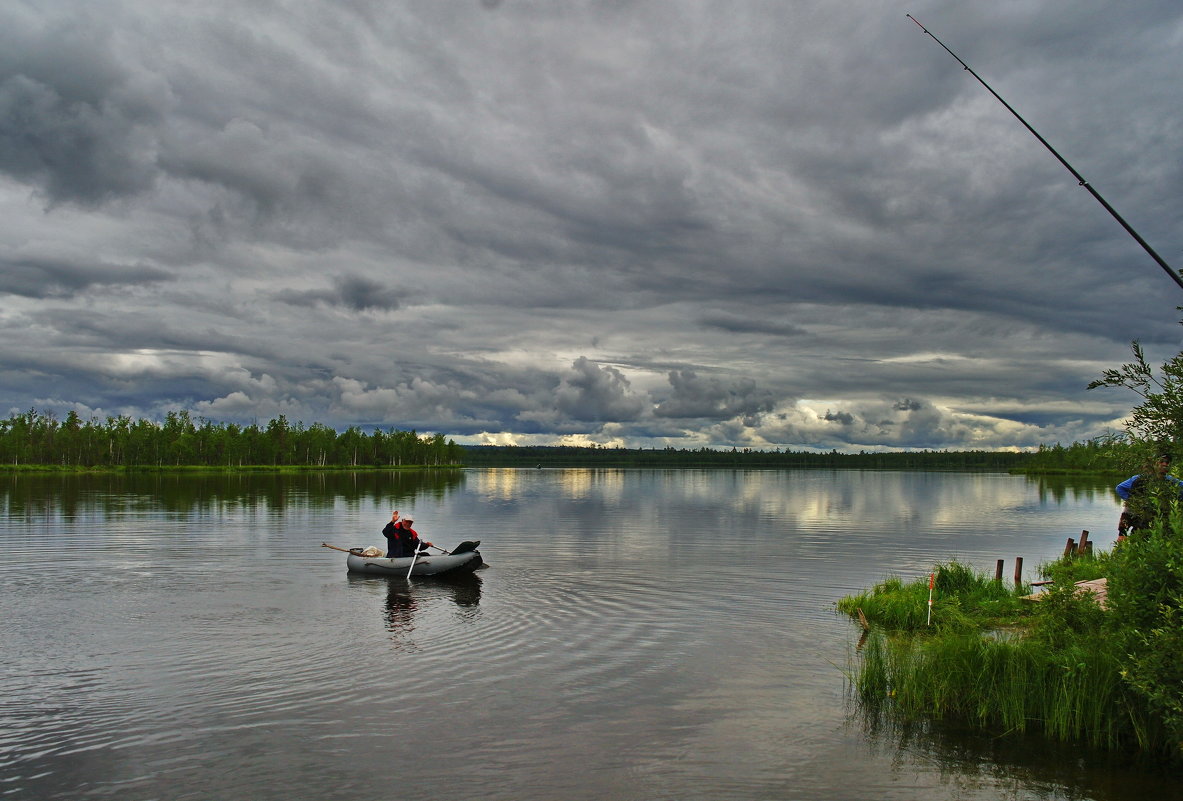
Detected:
[2,469,1178,801]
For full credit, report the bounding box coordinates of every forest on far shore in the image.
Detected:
[0,409,465,468]
[460,444,1036,470]
[0,408,1144,474]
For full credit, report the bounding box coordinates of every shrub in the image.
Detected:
[1105,504,1183,753]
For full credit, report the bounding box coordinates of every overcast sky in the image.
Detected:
[2,0,1181,451]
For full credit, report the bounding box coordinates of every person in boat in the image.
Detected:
[1116,453,1183,542]
[382,511,432,558]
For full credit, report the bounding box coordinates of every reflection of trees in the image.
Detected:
[1027,473,1121,505]
[857,711,1174,801]
[0,470,467,520]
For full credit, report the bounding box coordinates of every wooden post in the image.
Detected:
[1064,537,1076,558]
[1014,556,1024,587]
[995,559,1004,582]
[1076,530,1090,556]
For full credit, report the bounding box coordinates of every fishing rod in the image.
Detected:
[907,13,1183,291]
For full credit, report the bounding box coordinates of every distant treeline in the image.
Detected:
[1,408,1145,473]
[1020,435,1141,475]
[462,445,1035,470]
[0,410,465,468]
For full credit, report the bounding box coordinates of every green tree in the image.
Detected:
[265,415,293,465]
[336,426,364,466]
[1089,339,1183,455]
[304,422,336,467]
[1091,331,1183,752]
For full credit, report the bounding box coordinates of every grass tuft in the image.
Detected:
[837,561,1031,633]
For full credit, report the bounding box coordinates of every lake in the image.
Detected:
[1,468,1178,801]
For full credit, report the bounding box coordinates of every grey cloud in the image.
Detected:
[51,317,248,360]
[0,1,1178,452]
[655,369,775,421]
[555,357,646,423]
[0,257,172,298]
[0,73,160,204]
[336,276,401,312]
[755,397,979,451]
[869,399,978,449]
[276,275,402,312]
[698,312,808,338]
[0,13,165,205]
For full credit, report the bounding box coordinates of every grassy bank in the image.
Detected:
[839,529,1183,761]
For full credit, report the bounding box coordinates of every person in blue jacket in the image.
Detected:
[1116,454,1183,541]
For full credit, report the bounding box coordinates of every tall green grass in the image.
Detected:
[842,557,1181,758]
[852,630,1156,751]
[1038,548,1113,586]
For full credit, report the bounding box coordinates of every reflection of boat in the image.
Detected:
[339,541,485,577]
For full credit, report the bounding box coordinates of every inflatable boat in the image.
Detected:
[327,540,484,577]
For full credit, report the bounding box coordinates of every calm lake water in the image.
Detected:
[2,468,1179,801]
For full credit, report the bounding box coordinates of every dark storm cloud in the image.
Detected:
[335,276,401,312]
[0,11,164,205]
[0,256,171,298]
[275,275,402,312]
[28,307,250,358]
[0,0,1178,450]
[655,369,775,421]
[824,410,854,426]
[554,357,646,423]
[698,312,808,338]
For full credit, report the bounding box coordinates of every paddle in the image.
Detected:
[322,541,452,557]
[321,542,363,554]
[404,537,446,577]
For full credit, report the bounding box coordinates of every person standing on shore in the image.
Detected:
[1116,454,1183,542]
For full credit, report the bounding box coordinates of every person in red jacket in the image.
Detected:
[382,510,432,558]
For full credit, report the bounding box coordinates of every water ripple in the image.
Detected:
[0,470,1140,801]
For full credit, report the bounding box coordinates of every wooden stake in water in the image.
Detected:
[927,571,935,626]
